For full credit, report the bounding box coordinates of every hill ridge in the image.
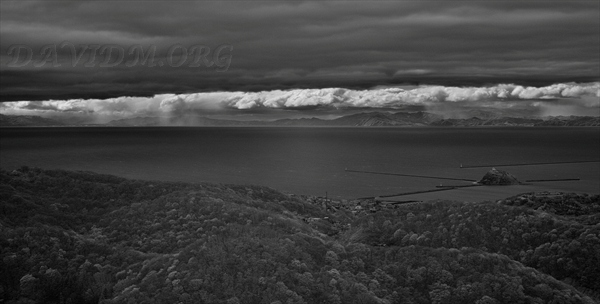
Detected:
[1,167,599,303]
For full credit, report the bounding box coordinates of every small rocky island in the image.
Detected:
[478,168,521,185]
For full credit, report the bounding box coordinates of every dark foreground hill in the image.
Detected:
[1,167,599,304]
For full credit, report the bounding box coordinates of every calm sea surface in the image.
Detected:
[1,127,599,201]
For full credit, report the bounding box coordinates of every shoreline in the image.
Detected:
[3,165,598,203]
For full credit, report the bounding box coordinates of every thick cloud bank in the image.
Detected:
[1,82,599,123]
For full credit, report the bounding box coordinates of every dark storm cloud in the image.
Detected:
[0,0,599,101]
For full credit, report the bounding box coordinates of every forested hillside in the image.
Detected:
[1,167,598,303]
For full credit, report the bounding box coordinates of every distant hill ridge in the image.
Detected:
[107,111,600,127]
[1,112,599,127]
[0,114,64,126]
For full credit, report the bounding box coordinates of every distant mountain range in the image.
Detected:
[430,116,600,127]
[0,114,64,126]
[107,111,600,127]
[1,112,599,127]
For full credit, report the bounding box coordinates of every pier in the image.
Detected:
[525,178,580,182]
[355,184,482,200]
[345,168,477,182]
[460,160,599,169]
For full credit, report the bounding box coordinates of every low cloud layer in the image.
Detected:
[1,82,598,123]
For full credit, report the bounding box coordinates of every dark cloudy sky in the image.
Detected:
[1,0,599,99]
[0,0,599,122]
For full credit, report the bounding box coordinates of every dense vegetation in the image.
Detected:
[1,167,598,303]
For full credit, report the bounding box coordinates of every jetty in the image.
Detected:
[344,168,477,182]
[460,160,599,169]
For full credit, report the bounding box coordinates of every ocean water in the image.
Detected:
[1,127,598,201]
